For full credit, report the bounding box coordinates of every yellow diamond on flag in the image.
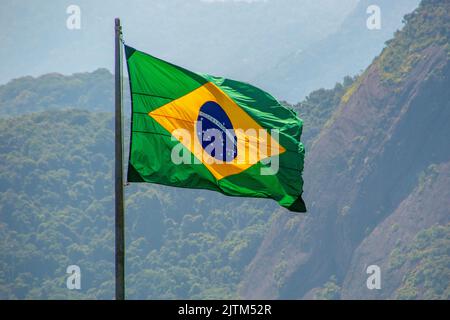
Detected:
[148,82,285,180]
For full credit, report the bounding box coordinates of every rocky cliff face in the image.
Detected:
[239,0,450,299]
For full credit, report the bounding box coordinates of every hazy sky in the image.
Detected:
[0,0,358,85]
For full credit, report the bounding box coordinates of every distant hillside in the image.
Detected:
[240,0,450,299]
[1,0,448,300]
[0,69,113,117]
[255,0,420,102]
[0,59,356,298]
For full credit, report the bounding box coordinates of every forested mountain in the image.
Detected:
[240,0,450,299]
[0,73,350,299]
[0,108,273,298]
[1,0,449,300]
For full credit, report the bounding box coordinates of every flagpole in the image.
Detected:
[114,17,125,300]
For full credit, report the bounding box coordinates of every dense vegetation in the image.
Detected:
[1,62,447,299]
[376,0,450,84]
[0,109,278,299]
[0,111,114,298]
[0,63,358,299]
[0,69,114,117]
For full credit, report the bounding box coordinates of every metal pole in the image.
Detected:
[114,17,125,300]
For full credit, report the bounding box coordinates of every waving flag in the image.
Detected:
[125,45,306,212]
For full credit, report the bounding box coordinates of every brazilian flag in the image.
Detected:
[125,45,306,212]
